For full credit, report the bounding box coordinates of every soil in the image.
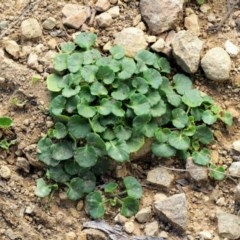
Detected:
[0,0,240,239]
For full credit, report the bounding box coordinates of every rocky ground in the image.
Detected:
[0,0,240,239]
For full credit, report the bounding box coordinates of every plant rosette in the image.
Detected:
[36,32,232,218]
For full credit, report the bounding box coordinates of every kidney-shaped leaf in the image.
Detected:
[120,197,139,217]
[35,178,52,198]
[123,176,143,199]
[0,117,13,129]
[182,89,203,107]
[106,140,130,162]
[51,140,74,161]
[168,132,190,150]
[67,178,84,200]
[74,32,97,49]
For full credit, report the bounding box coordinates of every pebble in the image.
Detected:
[0,20,8,30]
[27,52,38,70]
[151,38,166,52]
[224,40,239,58]
[114,213,128,224]
[184,13,200,36]
[135,207,152,223]
[107,6,120,18]
[16,157,30,173]
[200,4,211,13]
[42,17,57,30]
[61,4,91,29]
[198,231,212,239]
[96,12,113,28]
[95,0,110,12]
[140,0,184,34]
[232,140,240,152]
[21,18,42,39]
[144,221,159,236]
[228,162,240,177]
[114,27,147,57]
[65,231,76,240]
[0,165,11,179]
[123,221,135,234]
[201,47,231,81]
[3,40,21,59]
[235,183,240,205]
[146,35,157,43]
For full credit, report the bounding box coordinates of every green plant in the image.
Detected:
[32,75,41,85]
[36,32,232,218]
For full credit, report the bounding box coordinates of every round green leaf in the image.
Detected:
[53,53,68,72]
[47,74,62,92]
[62,85,81,98]
[111,84,130,100]
[118,58,136,80]
[77,103,96,118]
[146,90,161,107]
[74,32,97,49]
[60,42,76,53]
[129,94,151,116]
[114,125,132,141]
[90,81,108,96]
[96,66,115,84]
[219,111,232,126]
[120,197,139,217]
[50,95,66,115]
[135,50,157,65]
[165,89,181,107]
[106,140,130,162]
[151,99,166,117]
[152,142,176,158]
[209,164,225,181]
[132,77,149,94]
[67,178,84,200]
[202,110,217,125]
[158,57,171,73]
[86,191,105,219]
[109,45,125,59]
[86,133,106,156]
[64,161,83,175]
[111,101,125,117]
[81,65,98,83]
[74,145,98,168]
[171,108,189,129]
[80,171,96,193]
[168,132,190,150]
[104,182,118,193]
[182,89,203,107]
[35,178,52,198]
[193,124,213,144]
[83,49,101,65]
[155,128,171,143]
[192,148,210,166]
[51,141,74,161]
[67,52,83,73]
[47,164,70,183]
[126,135,145,153]
[53,122,67,139]
[68,115,91,139]
[143,68,162,89]
[0,117,13,129]
[123,176,143,199]
[173,73,192,95]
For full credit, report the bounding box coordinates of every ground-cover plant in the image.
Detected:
[36,32,232,218]
[0,116,16,150]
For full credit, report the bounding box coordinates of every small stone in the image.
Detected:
[114,213,128,224]
[79,229,107,240]
[216,197,226,206]
[151,38,166,52]
[198,231,212,239]
[186,157,208,184]
[25,206,33,214]
[140,0,184,34]
[154,193,188,233]
[159,231,168,238]
[4,40,21,59]
[62,4,91,29]
[133,14,142,26]
[184,13,200,36]
[146,35,157,43]
[76,200,84,211]
[42,17,57,30]
[16,157,30,173]
[147,167,174,190]
[200,4,211,13]
[232,140,240,152]
[107,6,120,18]
[0,20,8,30]
[114,27,147,57]
[172,30,204,74]
[95,0,110,12]
[21,18,42,39]
[229,162,240,177]
[96,12,113,28]
[153,193,167,202]
[27,52,38,70]
[65,231,77,240]
[235,183,240,205]
[135,207,152,223]
[103,41,112,52]
[201,47,231,81]
[47,38,58,50]
[144,221,159,236]
[216,209,240,240]
[109,0,118,4]
[136,22,147,31]
[124,221,135,234]
[0,165,11,179]
[224,40,239,58]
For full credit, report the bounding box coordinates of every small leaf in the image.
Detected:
[152,142,176,158]
[83,49,101,64]
[111,84,130,100]
[182,89,203,108]
[219,111,232,126]
[192,148,210,166]
[35,178,52,198]
[86,191,105,219]
[0,117,13,129]
[53,122,67,139]
[158,57,171,73]
[51,140,74,161]
[67,178,84,200]
[64,161,83,175]
[74,32,97,49]
[53,53,68,72]
[90,81,108,96]
[112,101,125,117]
[50,95,66,115]
[47,74,62,92]
[132,77,149,94]
[74,145,98,168]
[118,58,136,80]
[123,176,143,199]
[173,73,192,95]
[143,68,162,89]
[120,197,139,217]
[182,125,196,136]
[60,42,76,53]
[104,182,118,193]
[151,99,166,117]
[77,103,96,118]
[68,115,91,139]
[98,98,112,115]
[135,50,157,65]
[106,140,130,162]
[155,128,171,143]
[114,125,132,140]
[86,133,106,156]
[202,110,217,125]
[67,52,83,73]
[91,115,106,133]
[190,108,203,121]
[129,94,151,116]
[146,90,161,107]
[168,132,190,150]
[62,85,81,98]
[81,65,98,83]
[209,164,225,181]
[126,135,145,153]
[109,45,125,59]
[80,171,96,193]
[193,124,213,144]
[171,108,189,129]
[47,164,70,183]
[165,89,181,107]
[96,66,115,84]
